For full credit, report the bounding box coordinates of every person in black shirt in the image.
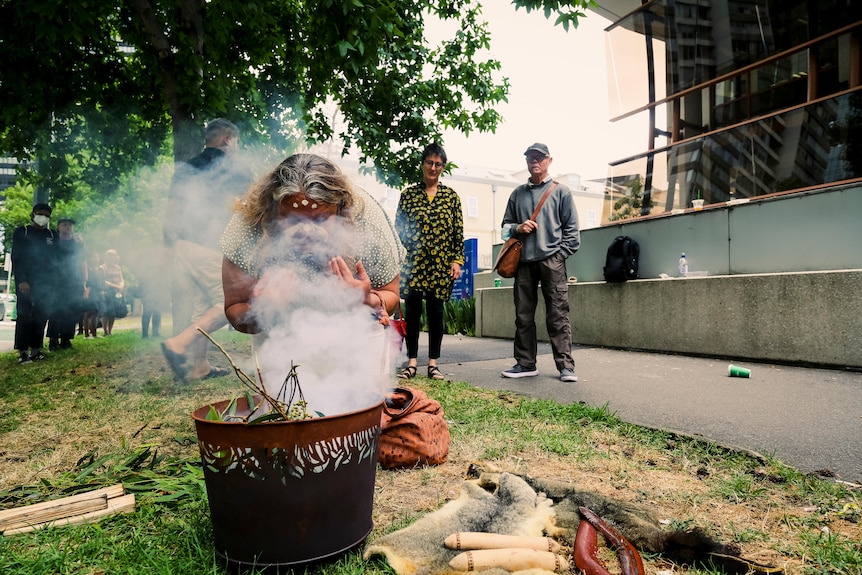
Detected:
[46,217,87,350]
[11,203,57,364]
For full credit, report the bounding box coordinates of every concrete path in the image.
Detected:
[430,334,862,484]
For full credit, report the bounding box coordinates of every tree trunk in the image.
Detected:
[125,0,205,161]
[172,116,203,162]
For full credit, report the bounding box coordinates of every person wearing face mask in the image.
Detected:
[160,118,253,381]
[11,203,58,364]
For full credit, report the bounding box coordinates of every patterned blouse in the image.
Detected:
[395,182,464,300]
[221,187,404,289]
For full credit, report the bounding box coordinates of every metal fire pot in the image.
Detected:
[192,396,383,570]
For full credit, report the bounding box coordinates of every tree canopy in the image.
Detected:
[0,0,595,200]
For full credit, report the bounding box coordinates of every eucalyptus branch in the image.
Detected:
[196,328,290,420]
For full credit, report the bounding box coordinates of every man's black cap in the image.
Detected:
[524,143,550,157]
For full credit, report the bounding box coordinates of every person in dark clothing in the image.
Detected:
[47,217,87,350]
[11,203,57,364]
[161,118,253,380]
[82,251,105,339]
[135,246,169,338]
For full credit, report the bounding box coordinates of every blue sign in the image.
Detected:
[451,238,478,300]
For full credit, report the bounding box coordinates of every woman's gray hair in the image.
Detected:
[237,153,364,229]
[270,154,363,221]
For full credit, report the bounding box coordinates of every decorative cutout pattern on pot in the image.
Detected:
[198,425,379,480]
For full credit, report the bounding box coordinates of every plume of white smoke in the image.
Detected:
[247,215,388,416]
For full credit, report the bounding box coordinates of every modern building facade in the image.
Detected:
[595,0,862,222]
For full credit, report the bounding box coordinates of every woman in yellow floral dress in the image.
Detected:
[395,143,464,380]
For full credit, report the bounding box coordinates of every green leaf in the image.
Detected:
[244,390,256,411]
[205,405,221,422]
[248,411,285,424]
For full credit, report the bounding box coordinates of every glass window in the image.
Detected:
[466,196,479,218]
[816,34,853,97]
[604,93,859,223]
[606,18,653,118]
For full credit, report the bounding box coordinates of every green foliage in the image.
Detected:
[414,296,476,336]
[0,0,516,196]
[798,528,862,574]
[512,0,597,31]
[443,297,476,336]
[711,473,769,503]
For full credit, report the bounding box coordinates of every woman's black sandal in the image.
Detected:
[398,365,417,379]
[427,366,445,380]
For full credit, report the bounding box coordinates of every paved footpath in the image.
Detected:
[430,334,862,485]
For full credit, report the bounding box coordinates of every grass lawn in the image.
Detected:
[0,321,860,574]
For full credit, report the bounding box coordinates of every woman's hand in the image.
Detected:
[253,267,298,307]
[451,262,462,281]
[329,257,372,294]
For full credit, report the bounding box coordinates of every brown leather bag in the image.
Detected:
[493,237,524,278]
[493,182,558,278]
[378,387,450,470]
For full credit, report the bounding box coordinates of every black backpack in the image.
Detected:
[603,235,640,282]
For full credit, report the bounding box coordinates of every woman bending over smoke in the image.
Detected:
[221,153,403,332]
[220,154,404,411]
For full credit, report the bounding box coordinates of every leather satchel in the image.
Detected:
[493,236,524,278]
[378,387,450,470]
[493,182,558,278]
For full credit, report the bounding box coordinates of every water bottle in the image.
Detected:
[678,253,688,277]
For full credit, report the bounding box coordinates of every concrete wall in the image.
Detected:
[477,186,862,368]
[476,270,862,368]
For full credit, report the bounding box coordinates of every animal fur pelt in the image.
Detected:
[364,472,558,575]
[366,462,781,575]
[465,462,729,563]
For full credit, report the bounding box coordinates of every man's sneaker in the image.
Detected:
[29,352,47,362]
[501,364,539,378]
[559,368,578,382]
[17,353,32,365]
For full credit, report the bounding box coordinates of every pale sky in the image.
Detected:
[438,4,643,181]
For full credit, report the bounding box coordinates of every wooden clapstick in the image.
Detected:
[449,549,569,572]
[444,532,561,553]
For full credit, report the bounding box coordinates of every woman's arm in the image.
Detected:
[367,274,400,316]
[222,257,260,333]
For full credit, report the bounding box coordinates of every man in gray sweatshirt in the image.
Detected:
[500,143,580,382]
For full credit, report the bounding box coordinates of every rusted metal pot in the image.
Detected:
[192,396,383,569]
